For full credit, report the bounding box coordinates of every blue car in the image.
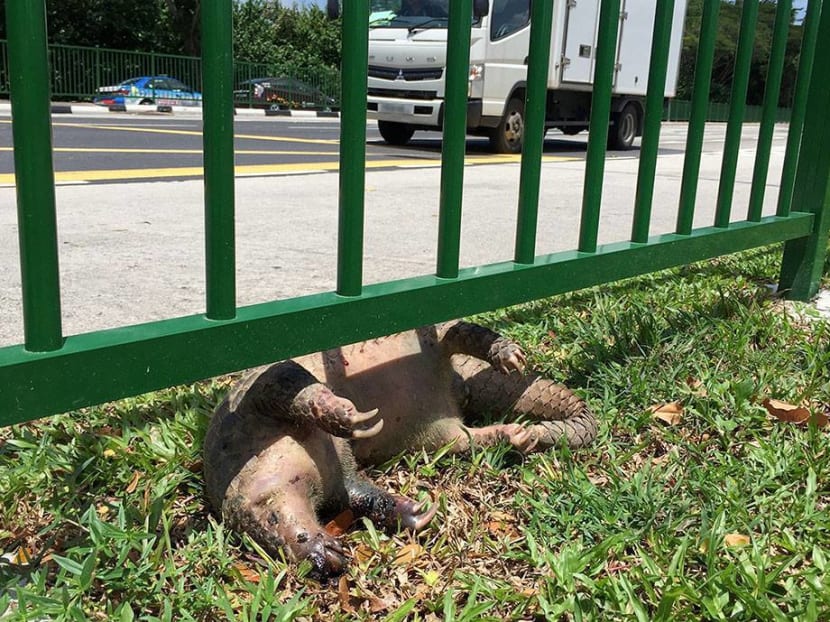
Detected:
[93,76,202,107]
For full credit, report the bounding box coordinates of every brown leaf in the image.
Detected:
[651,401,683,426]
[685,377,708,397]
[125,471,141,494]
[393,543,423,567]
[337,576,355,614]
[324,509,355,537]
[368,594,391,614]
[485,510,518,538]
[354,543,375,564]
[233,562,260,583]
[723,533,751,547]
[763,398,828,427]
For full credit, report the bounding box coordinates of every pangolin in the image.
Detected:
[203,321,597,578]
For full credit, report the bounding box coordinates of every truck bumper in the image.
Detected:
[367,96,484,130]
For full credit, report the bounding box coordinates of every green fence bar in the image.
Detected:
[436,0,472,279]
[578,0,621,253]
[337,0,370,296]
[6,0,63,352]
[0,214,813,424]
[676,0,720,235]
[202,0,236,320]
[631,0,676,244]
[514,0,554,264]
[713,0,759,228]
[777,0,821,217]
[778,0,830,300]
[746,0,792,222]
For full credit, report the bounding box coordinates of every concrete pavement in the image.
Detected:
[0,122,790,347]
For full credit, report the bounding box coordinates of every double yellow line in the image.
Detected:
[0,119,579,185]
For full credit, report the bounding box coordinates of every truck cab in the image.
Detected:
[361,0,686,153]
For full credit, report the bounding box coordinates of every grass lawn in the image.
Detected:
[1,245,829,621]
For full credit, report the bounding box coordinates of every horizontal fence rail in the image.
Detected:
[1,0,829,426]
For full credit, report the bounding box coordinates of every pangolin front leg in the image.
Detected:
[344,477,438,532]
[237,360,383,438]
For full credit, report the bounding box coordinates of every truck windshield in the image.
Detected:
[369,1,482,28]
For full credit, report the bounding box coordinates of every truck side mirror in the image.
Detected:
[327,0,340,20]
[473,0,489,18]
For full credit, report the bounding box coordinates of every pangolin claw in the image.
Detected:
[397,491,439,532]
[351,417,384,439]
[509,425,539,454]
[347,407,379,424]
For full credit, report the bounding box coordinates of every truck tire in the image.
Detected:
[489,97,524,154]
[378,120,415,146]
[608,103,638,150]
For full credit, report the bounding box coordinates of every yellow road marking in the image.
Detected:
[0,154,579,185]
[49,121,340,145]
[0,146,337,156]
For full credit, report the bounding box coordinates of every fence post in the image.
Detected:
[5,0,63,352]
[778,0,830,301]
[336,0,370,296]
[202,0,236,320]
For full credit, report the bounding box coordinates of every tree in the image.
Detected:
[678,0,804,107]
[232,0,341,69]
[0,0,200,55]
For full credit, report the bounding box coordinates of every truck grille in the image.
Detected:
[368,87,437,100]
[368,65,443,81]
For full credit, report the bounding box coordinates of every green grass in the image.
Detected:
[1,245,829,621]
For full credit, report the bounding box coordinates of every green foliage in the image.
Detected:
[0,0,200,55]
[232,1,341,69]
[678,0,805,106]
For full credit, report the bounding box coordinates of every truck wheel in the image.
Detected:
[608,103,638,150]
[489,97,524,154]
[378,120,415,146]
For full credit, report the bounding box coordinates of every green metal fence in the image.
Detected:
[1,0,829,426]
[0,39,341,109]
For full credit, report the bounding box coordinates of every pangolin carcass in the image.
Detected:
[203,321,597,578]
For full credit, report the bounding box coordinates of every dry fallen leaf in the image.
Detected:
[233,561,261,583]
[651,401,684,426]
[763,398,828,427]
[724,533,751,547]
[125,471,141,494]
[354,543,375,564]
[393,543,423,567]
[337,576,355,614]
[368,594,391,614]
[685,376,708,397]
[486,516,521,539]
[324,509,355,537]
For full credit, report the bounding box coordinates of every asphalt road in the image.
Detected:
[0,112,705,184]
[0,112,792,346]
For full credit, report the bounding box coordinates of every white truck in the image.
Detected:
[356,0,687,153]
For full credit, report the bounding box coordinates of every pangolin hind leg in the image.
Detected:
[451,354,598,450]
